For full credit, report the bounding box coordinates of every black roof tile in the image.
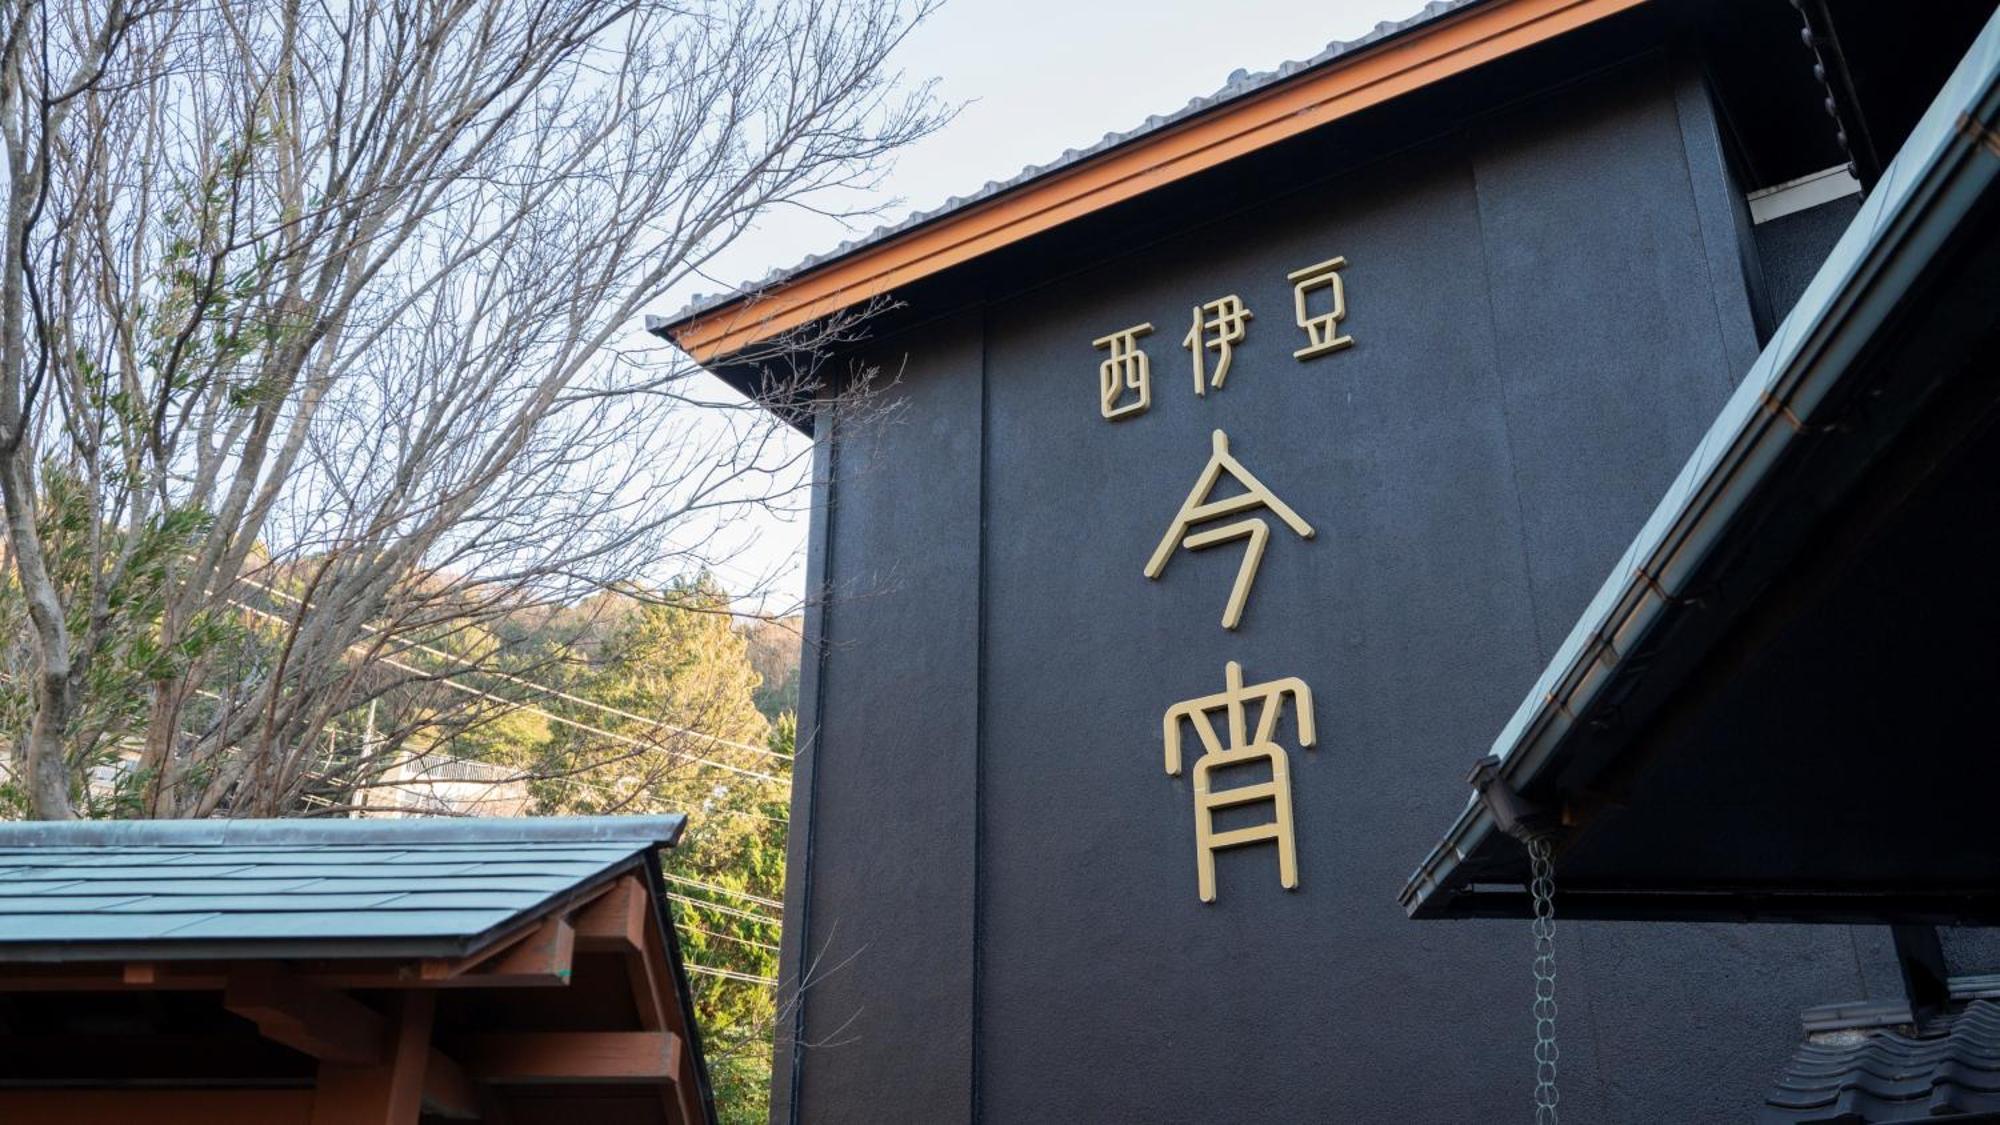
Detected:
[1766,1000,2000,1122]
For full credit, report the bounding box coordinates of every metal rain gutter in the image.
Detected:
[1399,5,2000,917]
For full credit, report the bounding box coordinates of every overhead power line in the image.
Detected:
[666,891,782,928]
[702,807,789,825]
[678,923,781,954]
[223,597,788,785]
[231,569,791,760]
[662,872,784,910]
[684,962,778,987]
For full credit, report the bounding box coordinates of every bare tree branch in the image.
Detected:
[0,0,944,819]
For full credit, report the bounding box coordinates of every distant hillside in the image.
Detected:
[742,616,802,722]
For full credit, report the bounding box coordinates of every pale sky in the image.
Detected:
[665,0,1424,611]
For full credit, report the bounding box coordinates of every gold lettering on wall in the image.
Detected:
[1163,661,1318,903]
[1287,256,1354,360]
[1093,322,1155,420]
[1181,295,1253,395]
[1144,429,1314,630]
[1090,266,1354,903]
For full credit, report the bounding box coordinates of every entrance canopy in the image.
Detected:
[1402,10,2000,925]
[0,816,715,1125]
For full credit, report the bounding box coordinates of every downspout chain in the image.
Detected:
[1466,759,1561,1123]
[1528,834,1560,1125]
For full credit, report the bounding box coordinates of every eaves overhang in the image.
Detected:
[0,815,689,961]
[647,0,1651,366]
[1401,6,2000,922]
[0,813,687,849]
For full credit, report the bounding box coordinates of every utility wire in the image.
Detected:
[678,923,781,954]
[684,962,778,986]
[223,598,787,785]
[232,568,791,760]
[666,891,782,928]
[662,872,783,910]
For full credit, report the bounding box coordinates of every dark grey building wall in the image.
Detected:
[777,53,1891,1124]
[778,315,985,1125]
[1754,193,1866,324]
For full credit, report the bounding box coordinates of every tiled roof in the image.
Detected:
[652,0,1476,329]
[0,815,683,959]
[1765,1000,2000,1122]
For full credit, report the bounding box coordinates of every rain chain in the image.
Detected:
[1529,835,1560,1124]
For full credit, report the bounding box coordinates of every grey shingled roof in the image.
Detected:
[0,815,684,961]
[1765,1001,2000,1122]
[649,0,1478,332]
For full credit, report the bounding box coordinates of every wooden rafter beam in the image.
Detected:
[466,917,576,987]
[437,875,622,982]
[310,991,435,1124]
[224,969,389,1066]
[0,1090,315,1124]
[456,1031,681,1084]
[0,964,230,991]
[422,1048,481,1120]
[0,1033,312,1083]
[668,1012,703,1122]
[628,896,706,1125]
[574,876,647,952]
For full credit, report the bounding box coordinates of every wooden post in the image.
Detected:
[311,991,435,1124]
[626,907,706,1125]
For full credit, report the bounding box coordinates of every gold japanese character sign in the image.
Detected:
[1084,256,1356,904]
[1182,294,1253,396]
[1162,661,1317,903]
[1288,256,1353,360]
[1087,256,1354,421]
[1093,322,1154,420]
[1145,429,1314,630]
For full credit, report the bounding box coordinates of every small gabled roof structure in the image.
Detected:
[0,816,717,1125]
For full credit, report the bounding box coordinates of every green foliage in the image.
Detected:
[444,574,792,1125]
[0,466,237,817]
[743,618,802,723]
[684,711,791,1125]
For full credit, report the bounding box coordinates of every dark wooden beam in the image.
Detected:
[575,877,647,952]
[626,904,705,1125]
[456,1032,680,1084]
[0,1090,314,1124]
[0,963,229,991]
[422,1047,481,1120]
[668,1012,703,1122]
[466,917,576,987]
[0,939,595,993]
[225,969,389,1065]
[442,876,620,980]
[310,990,434,1124]
[0,1033,312,1084]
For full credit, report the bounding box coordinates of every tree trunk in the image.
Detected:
[1,452,76,820]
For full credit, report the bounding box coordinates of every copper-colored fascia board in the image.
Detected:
[666,0,1649,363]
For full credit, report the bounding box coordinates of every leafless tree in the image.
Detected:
[0,0,943,818]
